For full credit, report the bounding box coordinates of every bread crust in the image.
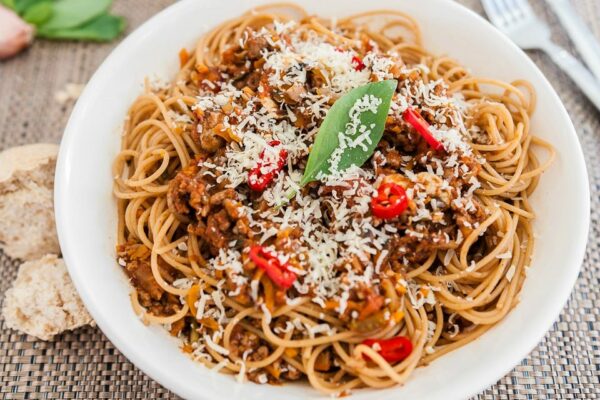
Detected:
[0,143,60,260]
[2,254,93,340]
[0,143,59,183]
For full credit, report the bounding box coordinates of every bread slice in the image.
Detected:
[2,254,93,340]
[0,143,61,260]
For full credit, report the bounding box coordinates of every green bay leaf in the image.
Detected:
[299,79,397,187]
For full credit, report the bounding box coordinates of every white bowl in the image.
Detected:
[54,0,590,399]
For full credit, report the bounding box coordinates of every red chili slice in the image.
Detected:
[247,140,288,192]
[247,170,273,192]
[371,183,408,219]
[402,107,444,151]
[362,336,413,363]
[249,245,296,289]
[334,48,366,72]
[351,55,366,71]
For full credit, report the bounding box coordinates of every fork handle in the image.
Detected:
[547,0,600,81]
[541,41,600,111]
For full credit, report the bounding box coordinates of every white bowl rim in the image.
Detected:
[54,0,590,399]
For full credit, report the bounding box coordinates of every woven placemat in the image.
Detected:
[0,0,599,398]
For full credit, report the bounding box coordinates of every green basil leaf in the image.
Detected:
[22,1,52,25]
[1,0,16,11]
[37,13,125,41]
[299,79,397,187]
[38,0,112,31]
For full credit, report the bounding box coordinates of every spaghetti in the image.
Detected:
[113,3,554,394]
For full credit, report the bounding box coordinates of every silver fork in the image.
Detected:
[482,0,600,111]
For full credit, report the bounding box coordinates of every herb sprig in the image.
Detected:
[284,79,397,202]
[1,0,125,42]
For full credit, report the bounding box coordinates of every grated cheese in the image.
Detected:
[204,334,229,356]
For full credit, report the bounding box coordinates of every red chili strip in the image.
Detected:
[362,336,413,363]
[402,107,444,151]
[333,47,366,72]
[247,140,287,192]
[371,183,408,219]
[247,171,272,192]
[351,55,366,71]
[249,245,296,289]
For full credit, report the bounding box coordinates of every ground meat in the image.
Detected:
[252,345,270,362]
[383,116,422,154]
[167,160,206,221]
[117,243,163,304]
[209,188,236,205]
[271,82,307,105]
[167,156,222,223]
[281,361,303,380]
[246,36,269,60]
[204,209,232,252]
[221,48,247,66]
[222,198,241,218]
[192,65,221,92]
[453,196,487,238]
[283,83,306,104]
[390,227,455,265]
[229,326,261,359]
[307,69,327,90]
[167,159,252,255]
[245,70,263,90]
[227,68,262,91]
[369,144,486,266]
[247,357,301,384]
[219,36,271,87]
[191,110,226,152]
[318,178,369,209]
[219,36,273,91]
[378,141,403,169]
[413,152,481,189]
[116,242,182,314]
[147,293,182,317]
[125,259,163,302]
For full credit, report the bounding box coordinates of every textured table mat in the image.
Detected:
[1,0,599,398]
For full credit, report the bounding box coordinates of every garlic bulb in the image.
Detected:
[0,6,34,60]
